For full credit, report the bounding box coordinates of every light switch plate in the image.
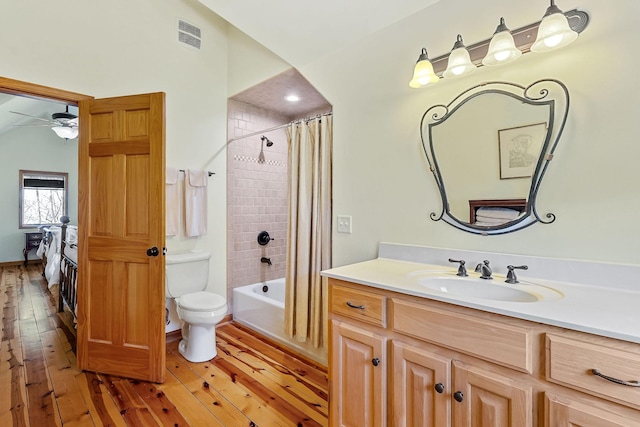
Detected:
[337,215,352,234]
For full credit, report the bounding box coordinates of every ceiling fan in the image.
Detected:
[10,106,79,140]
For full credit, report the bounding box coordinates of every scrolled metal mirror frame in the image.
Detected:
[420,79,570,235]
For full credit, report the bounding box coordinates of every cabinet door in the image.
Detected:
[452,361,532,427]
[331,320,386,427]
[392,341,451,427]
[545,393,640,427]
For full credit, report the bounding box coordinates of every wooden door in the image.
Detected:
[392,341,451,427]
[452,361,532,427]
[331,320,386,427]
[77,93,166,383]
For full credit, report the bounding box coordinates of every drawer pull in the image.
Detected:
[591,369,640,387]
[434,383,445,394]
[453,391,464,402]
[371,358,380,367]
[346,301,365,310]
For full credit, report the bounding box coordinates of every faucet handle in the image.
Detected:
[505,265,528,284]
[448,258,468,277]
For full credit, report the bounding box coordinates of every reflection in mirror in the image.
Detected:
[421,79,569,235]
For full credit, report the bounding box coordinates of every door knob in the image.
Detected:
[147,247,159,256]
[453,391,464,402]
[371,358,380,367]
[434,383,445,394]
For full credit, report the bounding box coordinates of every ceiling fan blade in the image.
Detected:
[9,110,53,123]
[12,124,52,127]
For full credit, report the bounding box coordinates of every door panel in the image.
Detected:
[331,320,386,427]
[77,93,165,383]
[392,341,451,427]
[452,361,532,427]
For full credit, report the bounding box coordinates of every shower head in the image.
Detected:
[261,136,274,147]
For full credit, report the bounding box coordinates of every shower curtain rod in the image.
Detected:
[227,112,332,143]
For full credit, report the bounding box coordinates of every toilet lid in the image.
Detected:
[178,291,227,312]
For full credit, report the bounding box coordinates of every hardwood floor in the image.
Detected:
[0,264,328,426]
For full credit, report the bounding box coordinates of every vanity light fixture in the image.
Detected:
[408,1,589,88]
[531,0,578,52]
[443,35,476,78]
[409,48,439,88]
[482,18,522,66]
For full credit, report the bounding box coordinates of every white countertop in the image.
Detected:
[322,256,640,345]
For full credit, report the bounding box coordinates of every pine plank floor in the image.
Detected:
[0,264,328,426]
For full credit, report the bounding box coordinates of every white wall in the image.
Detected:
[0,126,78,262]
[298,0,640,268]
[226,25,291,97]
[0,0,230,296]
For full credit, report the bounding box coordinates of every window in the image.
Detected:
[19,170,68,228]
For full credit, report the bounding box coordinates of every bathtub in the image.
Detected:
[233,278,328,365]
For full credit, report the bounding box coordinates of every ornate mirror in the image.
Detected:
[421,79,569,235]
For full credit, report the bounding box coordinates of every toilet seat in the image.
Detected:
[178,291,226,312]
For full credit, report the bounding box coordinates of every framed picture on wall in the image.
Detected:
[498,122,547,179]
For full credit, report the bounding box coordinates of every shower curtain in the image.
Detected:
[284,114,332,349]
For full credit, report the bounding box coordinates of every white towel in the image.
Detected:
[474,216,511,225]
[166,167,180,236]
[476,207,520,220]
[185,169,208,237]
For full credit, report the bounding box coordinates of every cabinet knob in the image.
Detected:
[453,391,464,402]
[434,383,445,394]
[371,358,380,367]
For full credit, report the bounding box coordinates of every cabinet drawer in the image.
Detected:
[331,283,386,327]
[547,334,640,409]
[545,392,640,426]
[393,298,533,373]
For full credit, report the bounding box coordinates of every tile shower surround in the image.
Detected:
[227,100,289,304]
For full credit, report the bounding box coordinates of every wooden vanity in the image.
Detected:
[329,278,640,426]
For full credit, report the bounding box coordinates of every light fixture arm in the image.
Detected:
[544,0,562,18]
[428,9,589,77]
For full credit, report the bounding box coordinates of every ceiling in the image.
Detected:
[204,0,441,118]
[229,68,331,119]
[2,1,443,131]
[198,0,441,68]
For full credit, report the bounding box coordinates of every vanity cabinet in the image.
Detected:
[329,278,640,426]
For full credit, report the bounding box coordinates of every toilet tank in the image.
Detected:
[165,250,211,298]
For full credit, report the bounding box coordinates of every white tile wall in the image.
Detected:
[227,100,289,303]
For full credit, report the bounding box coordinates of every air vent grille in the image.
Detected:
[178,19,201,50]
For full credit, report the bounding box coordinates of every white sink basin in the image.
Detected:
[418,276,563,302]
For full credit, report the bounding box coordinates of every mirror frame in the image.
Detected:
[420,79,569,235]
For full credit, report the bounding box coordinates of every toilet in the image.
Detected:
[165,250,227,362]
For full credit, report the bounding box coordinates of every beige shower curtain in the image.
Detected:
[285,114,332,349]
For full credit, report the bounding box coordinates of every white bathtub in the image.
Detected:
[233,278,327,365]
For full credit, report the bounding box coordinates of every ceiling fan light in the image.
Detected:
[482,18,522,66]
[52,126,78,140]
[531,1,578,52]
[443,35,477,78]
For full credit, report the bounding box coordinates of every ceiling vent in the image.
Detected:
[178,19,201,50]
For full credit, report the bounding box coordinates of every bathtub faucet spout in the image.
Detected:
[261,257,272,266]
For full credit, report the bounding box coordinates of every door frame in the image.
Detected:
[0,76,93,106]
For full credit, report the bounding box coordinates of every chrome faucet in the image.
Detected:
[448,258,468,277]
[475,260,493,279]
[505,265,528,284]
